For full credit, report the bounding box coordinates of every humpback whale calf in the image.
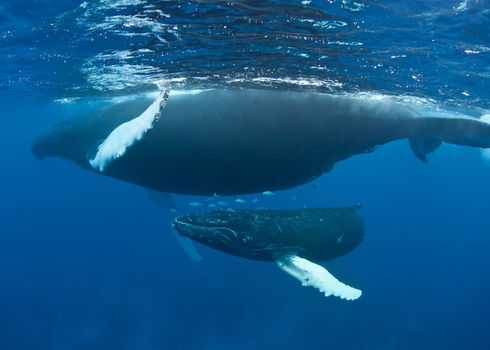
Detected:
[172,206,365,300]
[32,88,490,195]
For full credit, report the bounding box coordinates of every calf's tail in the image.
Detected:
[410,117,490,162]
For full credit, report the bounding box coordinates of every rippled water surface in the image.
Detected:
[1,0,489,109]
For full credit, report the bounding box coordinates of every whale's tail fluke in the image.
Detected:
[410,117,490,162]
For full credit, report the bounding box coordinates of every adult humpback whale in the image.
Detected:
[32,88,490,195]
[172,206,365,300]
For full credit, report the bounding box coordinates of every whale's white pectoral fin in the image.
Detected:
[147,189,177,219]
[276,255,362,301]
[147,189,203,263]
[89,86,171,172]
[172,231,203,263]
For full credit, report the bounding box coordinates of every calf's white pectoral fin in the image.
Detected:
[276,255,362,301]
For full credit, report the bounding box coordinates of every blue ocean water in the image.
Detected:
[1,1,489,349]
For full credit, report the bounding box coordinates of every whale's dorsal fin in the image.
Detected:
[275,255,362,301]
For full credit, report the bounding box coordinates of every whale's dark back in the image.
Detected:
[113,90,419,195]
[174,206,365,262]
[32,89,419,195]
[234,206,366,262]
[34,89,490,196]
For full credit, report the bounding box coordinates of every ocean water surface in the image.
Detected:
[1,1,489,349]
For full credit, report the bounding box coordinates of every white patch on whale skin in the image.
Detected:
[276,255,362,301]
[89,87,170,171]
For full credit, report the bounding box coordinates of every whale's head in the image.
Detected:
[31,97,154,167]
[31,122,99,169]
[31,132,57,160]
[173,209,258,258]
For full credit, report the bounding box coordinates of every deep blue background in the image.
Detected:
[1,0,489,348]
[1,98,489,349]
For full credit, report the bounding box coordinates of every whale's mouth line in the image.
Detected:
[173,218,227,230]
[173,218,241,252]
